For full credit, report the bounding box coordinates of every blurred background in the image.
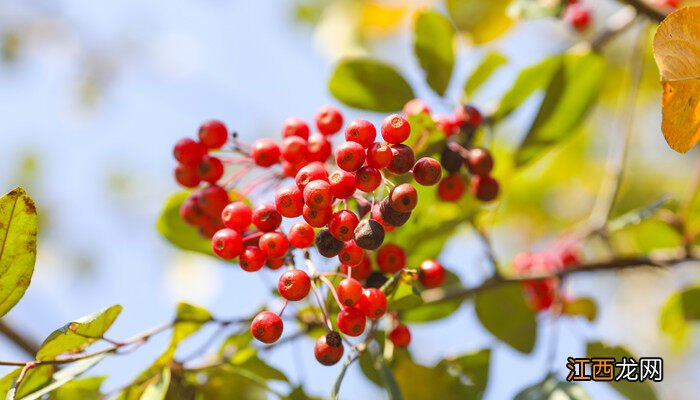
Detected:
[1,0,699,398]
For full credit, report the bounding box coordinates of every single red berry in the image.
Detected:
[315,106,344,135]
[199,185,230,218]
[266,257,285,270]
[434,114,459,137]
[412,157,442,186]
[381,114,411,144]
[282,160,305,178]
[335,141,366,172]
[251,139,281,167]
[295,162,329,191]
[367,142,393,169]
[175,163,201,188]
[259,232,289,259]
[655,0,679,8]
[221,201,251,232]
[197,155,224,183]
[337,306,366,336]
[314,333,344,366]
[251,311,283,343]
[275,186,304,218]
[337,278,364,306]
[199,218,224,239]
[174,138,206,165]
[563,3,591,31]
[278,269,311,301]
[307,134,332,162]
[418,259,446,288]
[454,104,482,128]
[303,205,333,228]
[376,243,406,274]
[389,324,411,348]
[389,184,418,213]
[180,195,207,226]
[281,136,308,163]
[212,228,243,260]
[288,222,315,248]
[356,166,382,193]
[438,175,465,202]
[282,117,310,140]
[386,144,415,175]
[303,180,333,210]
[357,288,387,319]
[338,240,365,266]
[329,170,357,199]
[471,175,499,202]
[341,255,372,281]
[252,203,282,232]
[240,246,266,272]
[345,119,377,148]
[403,99,430,116]
[198,120,228,149]
[328,210,360,241]
[466,148,494,176]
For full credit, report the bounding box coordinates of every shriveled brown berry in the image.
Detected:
[379,199,411,227]
[315,229,345,257]
[353,219,385,250]
[386,144,415,175]
[365,271,389,289]
[389,184,418,213]
[441,147,463,173]
[466,148,494,177]
[326,331,342,347]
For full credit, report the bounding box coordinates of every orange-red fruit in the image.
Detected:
[303,205,333,228]
[338,240,365,266]
[389,324,411,348]
[282,117,310,140]
[211,228,243,260]
[389,184,418,213]
[356,166,382,192]
[387,144,415,175]
[437,175,465,202]
[466,148,494,177]
[329,210,360,242]
[251,204,282,232]
[314,333,344,366]
[329,170,357,199]
[341,256,372,281]
[357,288,387,319]
[412,157,442,186]
[303,180,333,210]
[251,311,283,343]
[251,138,281,167]
[376,243,407,274]
[337,306,366,336]
[367,142,393,169]
[419,259,446,288]
[337,278,364,306]
[288,222,316,248]
[221,201,252,232]
[453,104,482,128]
[259,232,289,259]
[307,134,332,162]
[403,99,430,116]
[278,269,311,301]
[198,120,229,149]
[335,141,366,172]
[281,136,308,163]
[295,162,329,190]
[240,246,266,272]
[315,106,344,135]
[175,163,201,188]
[266,257,285,270]
[381,114,411,144]
[345,119,377,148]
[275,186,303,218]
[197,155,224,183]
[471,175,499,202]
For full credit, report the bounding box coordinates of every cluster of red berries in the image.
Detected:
[562,1,592,32]
[402,100,499,203]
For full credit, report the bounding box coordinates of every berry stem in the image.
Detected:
[278,300,289,318]
[319,275,344,310]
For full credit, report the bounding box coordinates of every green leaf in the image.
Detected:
[285,386,322,400]
[509,0,565,19]
[586,342,658,400]
[229,349,288,382]
[391,271,464,323]
[184,366,266,400]
[377,358,402,400]
[437,349,491,396]
[140,369,171,400]
[0,366,54,400]
[660,285,700,348]
[516,52,605,166]
[474,283,537,353]
[0,188,38,318]
[18,355,107,400]
[445,0,513,44]
[37,305,122,361]
[514,376,590,400]
[562,297,597,322]
[46,377,105,400]
[414,9,456,96]
[156,191,213,255]
[463,52,508,99]
[329,57,414,112]
[393,352,479,400]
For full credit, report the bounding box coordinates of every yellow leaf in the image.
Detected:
[653,6,700,153]
[359,2,408,38]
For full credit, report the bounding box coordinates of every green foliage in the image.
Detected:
[156,191,213,255]
[586,342,658,400]
[562,297,597,322]
[15,356,107,400]
[328,57,415,112]
[660,285,700,348]
[414,9,455,96]
[141,369,171,400]
[514,376,590,400]
[37,305,122,361]
[46,377,105,400]
[0,366,54,400]
[0,188,37,318]
[463,52,508,99]
[445,0,513,44]
[494,56,563,121]
[474,283,537,353]
[389,271,464,323]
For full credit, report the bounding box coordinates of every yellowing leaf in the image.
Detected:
[359,2,407,38]
[653,6,700,153]
[446,0,513,44]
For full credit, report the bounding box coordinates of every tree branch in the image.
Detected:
[0,321,40,358]
[619,0,666,22]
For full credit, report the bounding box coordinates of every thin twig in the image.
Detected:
[619,0,666,22]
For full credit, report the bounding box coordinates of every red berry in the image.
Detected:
[371,202,396,232]
[251,311,283,343]
[328,210,360,241]
[199,219,223,239]
[278,269,311,301]
[335,141,366,172]
[356,166,382,193]
[315,106,343,135]
[419,259,446,288]
[212,228,243,260]
[403,99,430,116]
[338,240,365,266]
[564,3,591,31]
[367,142,393,169]
[281,136,308,163]
[434,114,459,137]
[345,119,377,148]
[389,324,411,348]
[329,170,357,199]
[252,204,282,232]
[454,105,482,128]
[303,180,333,209]
[376,243,406,274]
[259,232,289,259]
[275,186,304,218]
[337,306,366,336]
[381,114,411,144]
[251,139,281,167]
[389,184,418,213]
[295,162,329,191]
[266,257,286,270]
[174,138,206,165]
[471,175,499,202]
[307,134,332,162]
[282,160,305,178]
[198,120,228,149]
[655,0,679,8]
[386,144,415,175]
[221,201,251,232]
[282,117,310,140]
[466,148,494,176]
[302,205,333,228]
[357,288,387,319]
[180,196,207,226]
[240,246,266,272]
[288,222,316,248]
[438,175,465,202]
[197,155,224,183]
[175,163,201,188]
[412,157,442,186]
[341,256,372,281]
[199,185,230,218]
[314,333,344,366]
[337,278,364,306]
